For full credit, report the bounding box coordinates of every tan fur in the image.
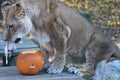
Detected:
[1,0,120,77]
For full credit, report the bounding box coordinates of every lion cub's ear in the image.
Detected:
[1,1,11,15]
[15,2,25,19]
[49,0,57,12]
[1,1,11,8]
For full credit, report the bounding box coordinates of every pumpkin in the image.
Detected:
[16,50,44,75]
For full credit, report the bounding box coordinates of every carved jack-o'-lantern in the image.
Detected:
[16,50,44,75]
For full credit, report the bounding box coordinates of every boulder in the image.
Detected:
[93,60,120,80]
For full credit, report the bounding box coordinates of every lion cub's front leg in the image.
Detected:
[47,52,66,74]
[46,16,70,73]
[47,38,67,74]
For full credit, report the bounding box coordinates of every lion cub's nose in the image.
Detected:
[14,38,21,43]
[3,38,7,41]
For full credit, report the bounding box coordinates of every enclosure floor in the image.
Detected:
[0,66,82,80]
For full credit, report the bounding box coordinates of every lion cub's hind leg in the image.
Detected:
[81,33,113,78]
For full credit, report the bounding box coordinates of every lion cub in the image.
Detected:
[1,0,120,77]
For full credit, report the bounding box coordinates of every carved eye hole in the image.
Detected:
[8,24,14,29]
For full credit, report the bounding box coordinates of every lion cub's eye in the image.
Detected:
[8,25,14,29]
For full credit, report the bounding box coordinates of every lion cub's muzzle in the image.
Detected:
[14,38,21,43]
[3,38,21,43]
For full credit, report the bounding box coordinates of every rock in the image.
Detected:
[93,60,120,80]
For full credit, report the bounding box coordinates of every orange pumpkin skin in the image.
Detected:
[16,50,44,75]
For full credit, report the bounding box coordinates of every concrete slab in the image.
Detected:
[0,66,83,80]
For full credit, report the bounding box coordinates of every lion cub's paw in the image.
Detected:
[68,66,82,76]
[79,69,95,78]
[47,66,64,74]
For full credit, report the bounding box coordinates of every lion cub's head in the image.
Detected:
[1,2,33,43]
